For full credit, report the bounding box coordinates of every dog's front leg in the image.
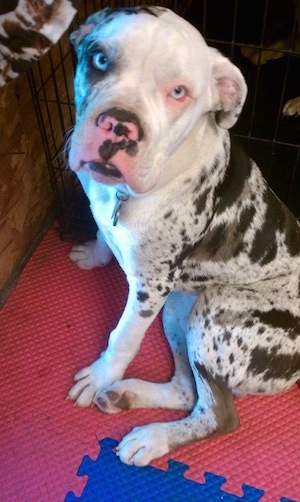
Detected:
[67,275,165,407]
[69,228,113,270]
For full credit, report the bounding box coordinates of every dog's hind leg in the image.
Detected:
[115,369,239,466]
[94,292,197,413]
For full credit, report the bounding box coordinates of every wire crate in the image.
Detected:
[193,0,300,219]
[28,0,300,239]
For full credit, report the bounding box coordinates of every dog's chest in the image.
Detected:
[79,157,300,289]
[86,178,202,275]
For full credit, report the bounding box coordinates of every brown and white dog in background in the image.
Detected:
[241,0,300,116]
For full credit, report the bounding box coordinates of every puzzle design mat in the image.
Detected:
[0,228,299,501]
[66,437,296,501]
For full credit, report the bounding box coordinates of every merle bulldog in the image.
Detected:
[67,6,300,466]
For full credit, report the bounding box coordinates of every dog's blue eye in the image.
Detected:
[91,52,109,71]
[170,86,186,100]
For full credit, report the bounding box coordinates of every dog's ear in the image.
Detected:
[70,9,109,47]
[210,48,247,129]
[69,22,95,47]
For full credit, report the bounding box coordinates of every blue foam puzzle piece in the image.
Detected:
[65,438,297,502]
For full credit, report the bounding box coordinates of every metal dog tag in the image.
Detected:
[111,190,129,226]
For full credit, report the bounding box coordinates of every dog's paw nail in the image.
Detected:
[95,396,109,410]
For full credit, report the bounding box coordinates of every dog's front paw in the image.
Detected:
[283,97,300,117]
[69,240,112,270]
[116,424,169,466]
[67,355,123,407]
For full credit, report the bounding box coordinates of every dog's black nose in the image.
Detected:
[95,107,144,142]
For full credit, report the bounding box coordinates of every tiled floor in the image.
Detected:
[1,227,299,501]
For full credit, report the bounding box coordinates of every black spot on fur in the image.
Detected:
[237,205,256,234]
[214,139,251,214]
[223,331,231,343]
[204,319,210,329]
[271,345,281,355]
[282,208,300,256]
[252,309,300,341]
[167,270,176,283]
[249,347,300,380]
[193,188,210,216]
[194,362,209,380]
[194,362,233,394]
[193,363,239,434]
[137,291,149,302]
[164,210,173,219]
[160,286,171,297]
[191,275,210,282]
[258,326,266,335]
[180,272,190,283]
[202,222,227,255]
[224,373,230,384]
[249,199,278,265]
[139,309,153,318]
[249,188,300,265]
[193,174,207,193]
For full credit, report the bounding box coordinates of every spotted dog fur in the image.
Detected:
[0,0,78,85]
[68,7,300,466]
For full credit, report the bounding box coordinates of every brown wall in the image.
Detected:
[0,74,55,306]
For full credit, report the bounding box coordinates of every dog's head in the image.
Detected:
[68,7,247,195]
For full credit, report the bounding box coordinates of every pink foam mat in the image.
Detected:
[0,227,299,501]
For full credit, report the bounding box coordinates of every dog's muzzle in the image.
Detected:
[95,107,144,163]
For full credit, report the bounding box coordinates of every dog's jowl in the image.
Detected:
[67,6,300,466]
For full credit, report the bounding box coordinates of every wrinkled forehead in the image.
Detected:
[88,7,206,44]
[86,6,162,38]
[80,7,211,80]
[88,12,159,44]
